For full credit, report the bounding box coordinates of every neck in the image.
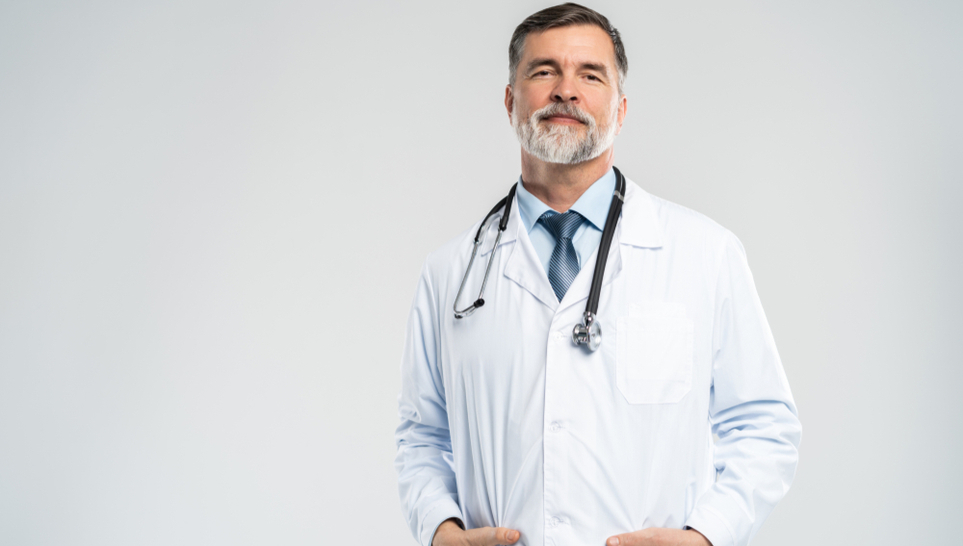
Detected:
[520,148,614,212]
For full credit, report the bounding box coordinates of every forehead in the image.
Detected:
[520,24,617,68]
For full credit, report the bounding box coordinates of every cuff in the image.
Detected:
[684,504,736,546]
[419,500,464,546]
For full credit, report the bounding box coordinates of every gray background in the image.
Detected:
[1,1,960,544]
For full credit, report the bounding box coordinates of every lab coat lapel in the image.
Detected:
[554,224,623,315]
[486,191,559,311]
[616,178,664,250]
[554,178,663,316]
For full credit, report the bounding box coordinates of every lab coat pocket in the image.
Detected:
[616,302,693,404]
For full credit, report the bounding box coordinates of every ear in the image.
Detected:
[504,85,514,122]
[614,94,628,135]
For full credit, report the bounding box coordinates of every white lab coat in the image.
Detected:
[395,177,801,546]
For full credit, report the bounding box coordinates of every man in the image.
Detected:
[394,4,801,546]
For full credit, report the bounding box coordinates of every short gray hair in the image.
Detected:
[509,3,628,94]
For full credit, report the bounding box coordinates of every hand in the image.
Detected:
[432,518,521,546]
[607,527,711,546]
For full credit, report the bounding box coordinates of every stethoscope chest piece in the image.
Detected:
[572,312,602,351]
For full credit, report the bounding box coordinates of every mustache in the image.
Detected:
[533,103,594,125]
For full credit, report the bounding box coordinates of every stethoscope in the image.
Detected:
[453,166,626,351]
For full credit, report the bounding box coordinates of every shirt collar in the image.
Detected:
[515,167,616,233]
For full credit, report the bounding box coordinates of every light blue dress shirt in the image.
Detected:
[514,167,616,275]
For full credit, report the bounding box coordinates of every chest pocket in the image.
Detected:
[616,302,693,404]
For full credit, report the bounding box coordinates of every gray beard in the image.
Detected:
[511,101,618,164]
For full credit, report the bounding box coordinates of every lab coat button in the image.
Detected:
[550,421,561,432]
[549,516,561,527]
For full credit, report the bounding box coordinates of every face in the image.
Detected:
[506,25,627,165]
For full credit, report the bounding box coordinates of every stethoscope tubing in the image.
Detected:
[452,185,517,319]
[453,167,626,352]
[586,167,626,316]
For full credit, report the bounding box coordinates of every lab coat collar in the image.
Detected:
[481,173,663,252]
[487,173,664,312]
[552,177,664,314]
[479,184,523,255]
[617,177,664,249]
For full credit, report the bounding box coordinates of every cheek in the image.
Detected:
[588,104,616,126]
[518,84,555,109]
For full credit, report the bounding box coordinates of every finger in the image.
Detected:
[465,526,521,546]
[606,530,649,546]
[609,527,684,546]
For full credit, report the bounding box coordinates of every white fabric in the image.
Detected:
[394,177,801,546]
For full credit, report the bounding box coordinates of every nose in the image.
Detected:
[551,73,579,103]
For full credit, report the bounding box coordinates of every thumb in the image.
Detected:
[608,529,658,546]
[607,533,639,546]
[464,526,521,546]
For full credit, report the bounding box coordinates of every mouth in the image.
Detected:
[542,114,585,125]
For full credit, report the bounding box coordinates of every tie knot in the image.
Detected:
[539,210,584,241]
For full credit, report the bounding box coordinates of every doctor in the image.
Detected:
[394,4,801,546]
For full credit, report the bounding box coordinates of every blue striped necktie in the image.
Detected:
[538,210,585,301]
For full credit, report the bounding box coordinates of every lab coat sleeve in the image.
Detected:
[394,264,464,546]
[683,231,802,546]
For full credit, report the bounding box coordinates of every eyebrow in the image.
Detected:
[525,58,611,77]
[580,62,609,75]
